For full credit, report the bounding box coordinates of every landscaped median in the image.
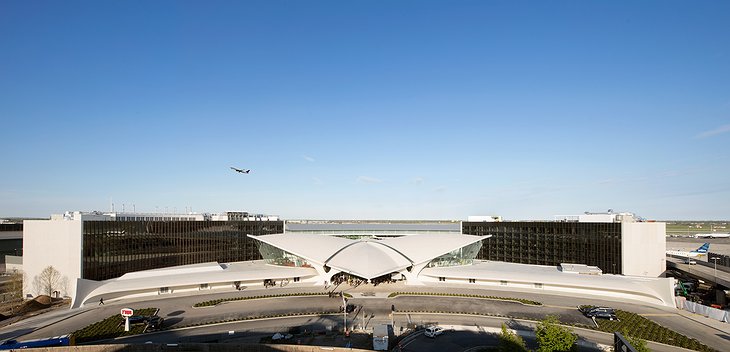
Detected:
[172,310,342,329]
[593,309,714,352]
[71,308,158,344]
[397,304,716,352]
[387,291,543,306]
[193,291,341,308]
[70,307,343,343]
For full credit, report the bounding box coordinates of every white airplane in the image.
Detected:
[694,233,730,239]
[666,243,710,258]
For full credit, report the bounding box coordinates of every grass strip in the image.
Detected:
[387,291,542,306]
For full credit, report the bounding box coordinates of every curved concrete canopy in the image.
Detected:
[249,233,486,279]
[326,240,412,278]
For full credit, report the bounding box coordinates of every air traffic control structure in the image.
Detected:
[19,211,674,308]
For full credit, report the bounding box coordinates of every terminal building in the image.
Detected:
[464,211,666,277]
[20,210,673,309]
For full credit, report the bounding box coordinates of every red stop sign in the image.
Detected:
[120,308,134,317]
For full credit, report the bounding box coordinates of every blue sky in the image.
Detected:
[1,1,729,220]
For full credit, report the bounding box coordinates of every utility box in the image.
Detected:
[373,324,392,351]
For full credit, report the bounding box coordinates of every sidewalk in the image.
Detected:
[674,308,730,334]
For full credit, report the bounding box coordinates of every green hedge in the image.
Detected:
[71,308,157,344]
[588,308,715,352]
[194,292,332,307]
[387,291,542,306]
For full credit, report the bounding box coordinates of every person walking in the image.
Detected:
[99,297,104,305]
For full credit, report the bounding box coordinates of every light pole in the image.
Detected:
[711,257,720,281]
[341,292,347,334]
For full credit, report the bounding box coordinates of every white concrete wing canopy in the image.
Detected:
[249,233,487,280]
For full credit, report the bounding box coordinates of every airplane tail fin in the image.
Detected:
[696,243,710,253]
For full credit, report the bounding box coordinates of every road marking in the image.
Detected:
[543,305,578,309]
[638,313,677,317]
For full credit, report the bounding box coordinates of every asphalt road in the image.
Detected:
[1,283,728,351]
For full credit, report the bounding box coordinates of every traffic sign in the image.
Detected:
[120,308,134,317]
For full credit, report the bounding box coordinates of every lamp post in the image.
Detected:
[341,292,347,334]
[711,257,719,281]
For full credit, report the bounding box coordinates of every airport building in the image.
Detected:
[464,212,666,277]
[21,211,672,309]
[23,211,282,299]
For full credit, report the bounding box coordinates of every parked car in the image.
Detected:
[146,316,164,331]
[580,306,617,320]
[424,325,444,338]
[125,316,148,326]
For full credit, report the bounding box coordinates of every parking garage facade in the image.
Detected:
[463,221,622,274]
[82,220,282,280]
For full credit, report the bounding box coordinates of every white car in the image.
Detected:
[424,326,444,338]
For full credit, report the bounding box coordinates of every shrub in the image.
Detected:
[193,292,330,307]
[387,292,541,306]
[71,308,158,343]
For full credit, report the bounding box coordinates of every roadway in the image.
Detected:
[666,257,730,289]
[1,283,729,351]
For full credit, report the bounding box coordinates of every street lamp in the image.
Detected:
[341,292,347,334]
[711,257,720,281]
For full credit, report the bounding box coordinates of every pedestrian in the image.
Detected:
[99,297,104,305]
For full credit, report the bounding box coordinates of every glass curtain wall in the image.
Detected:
[82,220,283,281]
[256,242,311,267]
[426,241,483,268]
[462,222,622,274]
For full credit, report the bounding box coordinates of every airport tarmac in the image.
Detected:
[666,237,730,256]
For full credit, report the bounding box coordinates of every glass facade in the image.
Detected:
[82,220,283,281]
[0,223,23,258]
[462,222,622,274]
[256,242,311,267]
[426,241,483,268]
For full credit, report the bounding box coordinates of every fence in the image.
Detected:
[675,296,729,323]
[707,252,730,269]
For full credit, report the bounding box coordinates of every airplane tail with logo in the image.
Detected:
[693,243,710,254]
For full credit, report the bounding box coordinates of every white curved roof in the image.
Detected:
[326,240,412,278]
[378,234,486,265]
[249,233,485,279]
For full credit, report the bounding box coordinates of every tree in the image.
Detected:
[4,269,24,301]
[32,266,62,297]
[535,315,577,352]
[498,323,528,352]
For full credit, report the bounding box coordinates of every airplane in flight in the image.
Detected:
[694,233,730,239]
[666,243,710,259]
[230,167,251,174]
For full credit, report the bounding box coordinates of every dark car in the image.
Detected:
[580,306,617,320]
[125,315,148,325]
[146,316,164,331]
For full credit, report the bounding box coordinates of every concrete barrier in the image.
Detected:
[25,344,371,352]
